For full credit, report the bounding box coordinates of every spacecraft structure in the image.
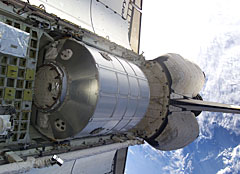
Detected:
[0,0,239,173]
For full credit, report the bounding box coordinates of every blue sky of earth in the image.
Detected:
[125,0,240,174]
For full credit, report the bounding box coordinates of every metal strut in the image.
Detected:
[170,98,240,114]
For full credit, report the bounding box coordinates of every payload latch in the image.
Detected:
[51,155,64,166]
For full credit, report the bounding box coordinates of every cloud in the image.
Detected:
[161,150,194,174]
[138,142,193,174]
[195,30,240,141]
[138,19,240,174]
[200,152,214,162]
[216,145,240,174]
[128,149,135,155]
[127,1,240,173]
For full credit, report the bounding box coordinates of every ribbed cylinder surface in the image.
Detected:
[34,39,150,140]
[77,45,150,137]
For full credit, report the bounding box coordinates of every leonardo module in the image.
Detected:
[0,1,239,173]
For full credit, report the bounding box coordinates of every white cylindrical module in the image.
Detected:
[34,39,150,140]
[78,45,150,137]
